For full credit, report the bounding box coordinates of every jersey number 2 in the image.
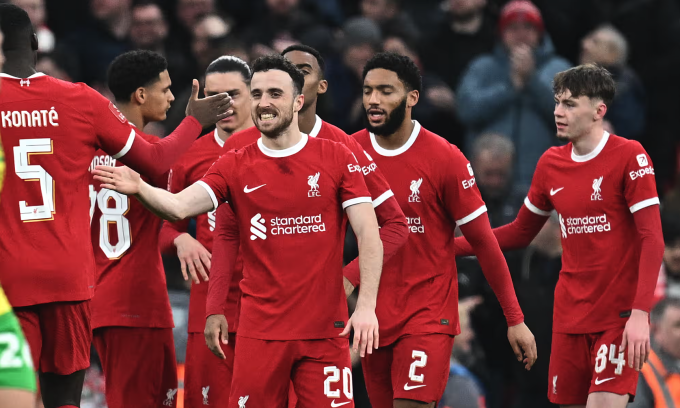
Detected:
[14,139,55,221]
[90,185,131,259]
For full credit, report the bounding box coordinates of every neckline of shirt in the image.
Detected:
[309,115,322,137]
[214,128,225,148]
[257,132,308,158]
[369,120,421,157]
[0,72,46,79]
[571,131,609,162]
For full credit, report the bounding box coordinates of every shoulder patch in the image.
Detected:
[108,102,127,123]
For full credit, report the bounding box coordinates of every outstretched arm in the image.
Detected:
[455,204,548,256]
[93,165,214,221]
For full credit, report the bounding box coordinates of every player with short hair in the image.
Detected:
[352,52,536,408]
[93,54,383,408]
[0,27,36,408]
[0,4,231,408]
[158,55,254,408]
[203,43,408,407]
[455,63,665,408]
[89,50,187,408]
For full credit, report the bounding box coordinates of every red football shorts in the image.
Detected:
[184,332,235,408]
[230,336,353,408]
[14,300,91,375]
[548,327,639,405]
[362,333,455,407]
[93,327,178,408]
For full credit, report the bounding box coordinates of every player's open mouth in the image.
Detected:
[259,113,277,121]
[556,122,567,129]
[367,109,385,121]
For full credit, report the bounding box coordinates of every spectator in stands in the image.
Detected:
[580,25,646,140]
[512,212,561,408]
[242,0,328,59]
[191,14,232,73]
[62,0,132,90]
[329,17,381,132]
[420,0,497,91]
[457,0,570,187]
[130,1,191,95]
[380,33,463,146]
[10,0,54,53]
[656,212,680,300]
[630,298,680,408]
[360,0,420,43]
[176,0,215,33]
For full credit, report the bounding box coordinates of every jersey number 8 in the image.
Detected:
[90,185,131,259]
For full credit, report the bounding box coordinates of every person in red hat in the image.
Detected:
[457,0,571,189]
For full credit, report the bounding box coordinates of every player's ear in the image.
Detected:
[595,100,607,121]
[134,87,146,105]
[407,89,419,108]
[317,79,328,95]
[294,93,304,112]
[31,32,38,52]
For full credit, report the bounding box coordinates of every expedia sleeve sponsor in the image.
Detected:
[629,166,655,180]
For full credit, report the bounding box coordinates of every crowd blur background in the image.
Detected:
[6,0,680,406]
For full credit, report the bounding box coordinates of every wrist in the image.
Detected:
[632,309,649,317]
[173,233,192,247]
[355,297,376,311]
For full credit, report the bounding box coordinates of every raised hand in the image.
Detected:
[185,79,234,128]
[92,165,142,195]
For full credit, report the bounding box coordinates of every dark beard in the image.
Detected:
[364,98,407,137]
[256,108,295,139]
[450,10,479,24]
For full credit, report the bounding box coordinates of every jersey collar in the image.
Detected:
[214,128,225,148]
[0,72,46,79]
[369,120,421,157]
[309,115,322,138]
[571,131,610,163]
[257,132,308,158]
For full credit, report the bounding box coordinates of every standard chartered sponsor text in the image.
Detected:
[565,214,611,235]
[271,214,326,235]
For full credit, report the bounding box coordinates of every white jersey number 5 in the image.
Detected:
[14,139,55,221]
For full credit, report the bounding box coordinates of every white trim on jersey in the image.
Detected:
[456,205,488,226]
[309,115,323,137]
[342,196,372,209]
[571,131,610,162]
[112,129,136,159]
[195,180,219,211]
[214,128,225,148]
[257,133,308,157]
[369,120,421,157]
[524,197,551,216]
[0,72,46,79]
[629,197,660,213]
[372,190,394,208]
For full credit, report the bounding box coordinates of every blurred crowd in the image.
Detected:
[8,0,680,406]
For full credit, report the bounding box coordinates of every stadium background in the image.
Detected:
[7,0,680,406]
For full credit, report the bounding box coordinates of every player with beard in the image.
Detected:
[351,52,537,408]
[202,44,408,407]
[455,64,664,408]
[93,54,383,407]
[158,56,254,408]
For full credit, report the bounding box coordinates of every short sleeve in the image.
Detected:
[196,153,235,211]
[86,89,139,158]
[524,155,553,216]
[441,145,487,225]
[344,137,394,208]
[337,145,372,209]
[623,143,660,213]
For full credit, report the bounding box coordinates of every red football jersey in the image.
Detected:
[199,134,372,340]
[353,122,487,345]
[163,130,243,333]
[524,132,659,333]
[0,73,198,307]
[89,130,174,329]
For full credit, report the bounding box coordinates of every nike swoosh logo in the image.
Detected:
[403,383,427,391]
[331,401,350,407]
[550,187,564,196]
[594,377,615,385]
[244,184,266,193]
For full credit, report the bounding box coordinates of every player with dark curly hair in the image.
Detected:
[352,52,537,408]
